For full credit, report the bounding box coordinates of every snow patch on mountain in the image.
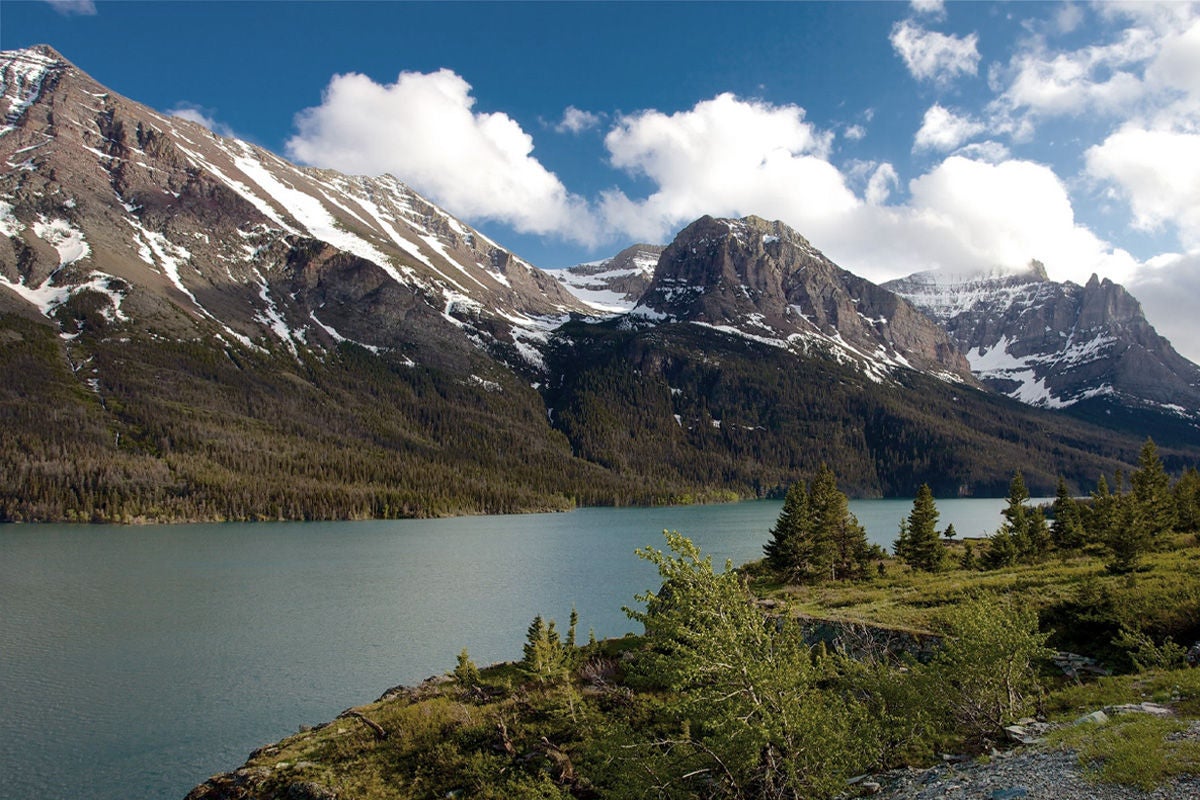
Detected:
[0,47,61,135]
[32,216,90,266]
[0,200,24,236]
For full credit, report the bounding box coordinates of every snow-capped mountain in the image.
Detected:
[623,215,972,382]
[2,44,1190,523]
[884,262,1200,421]
[554,244,663,314]
[0,45,587,373]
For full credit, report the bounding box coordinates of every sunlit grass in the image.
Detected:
[1049,712,1200,791]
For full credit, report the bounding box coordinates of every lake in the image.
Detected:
[0,497,1031,800]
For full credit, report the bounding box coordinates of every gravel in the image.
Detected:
[858,744,1200,800]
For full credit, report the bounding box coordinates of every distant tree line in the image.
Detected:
[762,438,1199,584]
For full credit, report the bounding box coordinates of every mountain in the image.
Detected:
[0,45,1188,522]
[629,215,972,382]
[883,262,1200,442]
[554,243,662,313]
[542,218,1168,499]
[0,45,587,373]
[0,44,640,521]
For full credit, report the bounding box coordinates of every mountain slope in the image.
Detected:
[0,45,645,521]
[631,215,972,382]
[884,262,1200,443]
[0,45,1189,522]
[0,45,587,372]
[554,243,662,314]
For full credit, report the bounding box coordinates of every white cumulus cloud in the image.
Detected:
[598,93,856,243]
[865,163,899,206]
[1128,252,1200,363]
[910,0,945,19]
[890,20,980,83]
[913,104,987,152]
[168,104,235,138]
[286,68,596,243]
[44,0,96,16]
[905,156,1138,283]
[1086,126,1200,249]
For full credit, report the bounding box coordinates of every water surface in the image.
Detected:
[0,497,1028,800]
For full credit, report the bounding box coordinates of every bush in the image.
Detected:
[928,595,1053,747]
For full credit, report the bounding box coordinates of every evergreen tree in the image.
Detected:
[522,614,567,685]
[895,484,945,571]
[1026,506,1052,559]
[981,528,1017,569]
[942,523,957,541]
[1130,438,1176,541]
[764,481,810,578]
[960,540,978,570]
[1050,476,1086,550]
[1174,467,1200,532]
[1085,473,1115,544]
[453,648,480,691]
[764,465,869,582]
[809,464,871,581]
[1105,492,1152,574]
[567,606,579,650]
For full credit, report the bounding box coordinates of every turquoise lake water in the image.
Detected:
[0,497,1030,800]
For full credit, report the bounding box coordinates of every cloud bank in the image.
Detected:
[286,69,596,243]
[285,4,1200,359]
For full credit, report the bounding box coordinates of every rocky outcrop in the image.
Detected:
[634,215,973,381]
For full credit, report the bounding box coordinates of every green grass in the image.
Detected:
[1048,711,1200,790]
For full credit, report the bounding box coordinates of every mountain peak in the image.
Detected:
[633,215,973,381]
[886,265,1200,420]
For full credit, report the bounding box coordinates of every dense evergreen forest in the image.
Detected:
[544,319,1172,497]
[2,308,1196,523]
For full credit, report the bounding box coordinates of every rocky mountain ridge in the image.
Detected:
[0,45,586,376]
[629,215,972,382]
[554,243,662,313]
[0,44,1192,522]
[883,263,1200,429]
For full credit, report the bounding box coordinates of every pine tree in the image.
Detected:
[764,466,868,582]
[895,484,945,571]
[522,614,566,685]
[1174,467,1200,532]
[1105,492,1152,573]
[764,481,810,578]
[1026,506,1052,558]
[809,464,870,581]
[1050,476,1086,550]
[454,648,480,691]
[1086,473,1115,544]
[982,528,1017,569]
[960,540,978,570]
[1130,438,1176,541]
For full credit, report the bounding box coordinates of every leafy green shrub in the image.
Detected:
[928,595,1053,747]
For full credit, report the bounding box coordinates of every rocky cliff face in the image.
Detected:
[0,45,587,374]
[884,263,1200,420]
[632,215,973,381]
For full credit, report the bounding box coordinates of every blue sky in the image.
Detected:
[5,1,1200,358]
